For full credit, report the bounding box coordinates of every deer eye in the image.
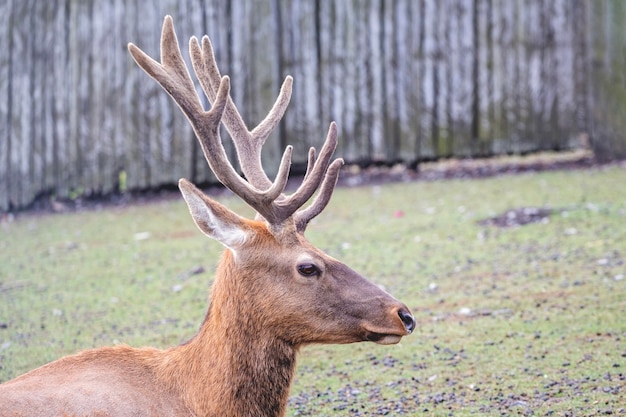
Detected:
[297,263,320,277]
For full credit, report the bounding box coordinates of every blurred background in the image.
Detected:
[1,0,624,212]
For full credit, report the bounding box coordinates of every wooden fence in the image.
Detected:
[0,0,623,211]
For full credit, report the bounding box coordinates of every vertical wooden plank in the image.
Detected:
[475,0,491,155]
[499,0,514,153]
[436,0,455,157]
[36,0,53,196]
[421,0,435,158]
[412,0,427,162]
[106,0,128,193]
[455,0,474,156]
[391,0,412,163]
[76,0,95,194]
[545,0,563,150]
[75,0,86,192]
[430,0,441,157]
[470,0,481,156]
[49,0,69,199]
[331,0,358,162]
[89,0,105,192]
[316,0,353,165]
[510,1,522,152]
[19,0,36,206]
[309,0,351,168]
[66,0,81,195]
[124,0,163,190]
[40,0,55,195]
[10,0,34,207]
[367,0,385,162]
[489,0,503,152]
[589,0,626,160]
[535,0,548,151]
[350,0,371,162]
[522,1,537,152]
[442,0,456,158]
[386,0,420,164]
[484,0,495,153]
[123,0,140,190]
[29,1,42,201]
[377,0,392,164]
[314,0,328,143]
[0,0,13,210]
[571,0,589,139]
[314,0,331,138]
[90,0,116,194]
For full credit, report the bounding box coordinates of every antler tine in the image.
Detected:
[128,16,291,225]
[277,122,341,214]
[303,147,317,181]
[128,20,205,127]
[190,35,293,191]
[294,158,344,232]
[286,122,344,232]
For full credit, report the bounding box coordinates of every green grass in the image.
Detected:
[1,167,625,416]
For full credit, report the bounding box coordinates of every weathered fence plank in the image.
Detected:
[589,0,626,161]
[0,0,622,212]
[0,1,10,208]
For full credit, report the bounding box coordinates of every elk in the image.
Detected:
[0,16,415,417]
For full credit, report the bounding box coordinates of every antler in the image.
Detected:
[128,16,343,232]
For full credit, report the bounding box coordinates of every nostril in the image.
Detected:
[398,309,416,334]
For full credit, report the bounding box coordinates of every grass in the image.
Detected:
[1,166,625,416]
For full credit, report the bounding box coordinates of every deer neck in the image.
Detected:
[159,250,298,417]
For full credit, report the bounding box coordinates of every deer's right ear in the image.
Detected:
[178,179,248,250]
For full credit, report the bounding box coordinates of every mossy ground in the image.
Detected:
[1,166,624,415]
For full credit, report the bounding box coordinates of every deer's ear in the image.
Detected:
[178,179,248,250]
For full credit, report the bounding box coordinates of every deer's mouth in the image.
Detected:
[365,332,404,345]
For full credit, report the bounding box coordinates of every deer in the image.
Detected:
[0,16,415,417]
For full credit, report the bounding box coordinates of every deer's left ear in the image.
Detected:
[178,179,249,250]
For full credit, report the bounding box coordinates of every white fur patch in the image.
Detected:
[182,189,248,250]
[212,218,248,250]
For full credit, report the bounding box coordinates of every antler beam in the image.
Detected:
[128,16,343,231]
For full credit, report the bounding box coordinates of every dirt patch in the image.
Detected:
[478,207,554,228]
[338,149,596,187]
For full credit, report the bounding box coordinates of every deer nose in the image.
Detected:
[398,308,416,334]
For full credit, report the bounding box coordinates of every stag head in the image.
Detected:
[128,16,415,346]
